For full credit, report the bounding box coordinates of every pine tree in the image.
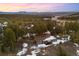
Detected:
[2,28,16,52]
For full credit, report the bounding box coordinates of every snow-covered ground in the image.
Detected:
[44,31,51,35]
[43,36,56,42]
[43,35,70,46]
[0,21,8,29]
[31,48,40,56]
[77,50,79,56]
[17,35,71,56]
[17,43,28,56]
[31,46,37,49]
[23,43,28,48]
[37,44,50,48]
[74,43,79,47]
[74,43,79,56]
[26,24,34,30]
[17,47,28,56]
[26,49,40,56]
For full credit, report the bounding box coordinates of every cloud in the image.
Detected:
[18,3,65,12]
[0,3,65,12]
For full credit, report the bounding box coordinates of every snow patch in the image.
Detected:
[44,31,51,35]
[16,43,28,56]
[52,40,60,45]
[17,48,27,56]
[31,24,34,28]
[31,49,40,56]
[74,43,79,47]
[3,22,8,25]
[77,50,79,56]
[31,46,37,49]
[37,44,49,48]
[43,36,56,42]
[23,43,28,48]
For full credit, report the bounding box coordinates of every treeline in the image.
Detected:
[58,16,79,20]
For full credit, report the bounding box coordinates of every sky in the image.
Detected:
[0,3,79,12]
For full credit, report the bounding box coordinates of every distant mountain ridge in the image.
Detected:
[0,11,78,17]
